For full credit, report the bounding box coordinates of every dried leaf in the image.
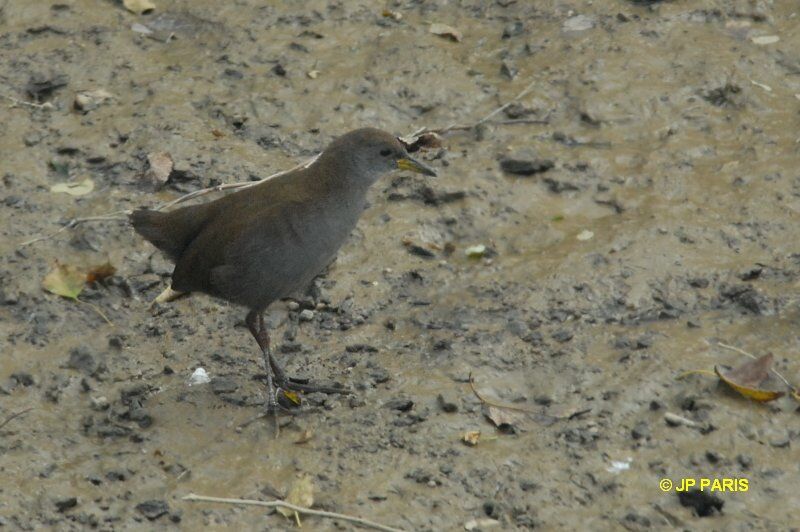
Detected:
[278,474,314,525]
[429,23,462,42]
[398,132,443,152]
[465,244,486,258]
[86,262,116,283]
[465,518,501,530]
[145,152,173,187]
[382,9,402,21]
[74,89,113,111]
[123,0,155,15]
[715,354,785,402]
[50,178,94,196]
[42,262,85,300]
[462,431,481,446]
[484,404,525,433]
[751,35,779,45]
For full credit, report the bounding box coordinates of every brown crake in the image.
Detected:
[131,128,436,417]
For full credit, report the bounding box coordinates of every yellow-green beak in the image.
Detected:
[397,157,437,177]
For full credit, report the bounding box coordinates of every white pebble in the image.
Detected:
[188,367,210,386]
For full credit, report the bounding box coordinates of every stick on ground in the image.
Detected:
[182,493,405,532]
[18,76,540,248]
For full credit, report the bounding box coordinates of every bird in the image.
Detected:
[131,127,437,416]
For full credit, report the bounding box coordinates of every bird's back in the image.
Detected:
[138,164,365,310]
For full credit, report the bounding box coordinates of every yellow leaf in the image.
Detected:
[715,354,785,403]
[123,0,155,15]
[50,178,94,196]
[278,474,314,525]
[42,263,85,300]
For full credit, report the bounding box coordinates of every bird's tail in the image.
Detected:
[130,208,199,261]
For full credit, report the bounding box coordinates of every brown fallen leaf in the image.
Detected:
[86,262,116,284]
[123,0,155,15]
[715,354,785,403]
[398,131,443,153]
[462,430,481,446]
[74,89,113,112]
[382,9,402,21]
[483,404,525,433]
[429,22,462,42]
[277,474,314,526]
[42,262,85,300]
[145,152,173,187]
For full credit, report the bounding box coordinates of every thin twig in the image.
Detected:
[717,342,795,391]
[153,154,320,212]
[468,372,538,413]
[182,493,405,532]
[2,93,54,110]
[492,118,549,126]
[20,77,538,245]
[76,297,114,326]
[414,78,538,137]
[18,212,130,248]
[675,369,718,380]
[0,407,33,430]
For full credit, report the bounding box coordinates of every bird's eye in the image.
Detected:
[380,149,392,157]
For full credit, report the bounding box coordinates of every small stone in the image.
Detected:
[287,301,300,311]
[370,368,391,384]
[106,470,127,481]
[188,367,210,386]
[437,393,458,413]
[90,396,110,411]
[136,500,170,520]
[563,14,595,32]
[210,377,238,394]
[737,454,752,469]
[631,421,650,440]
[385,397,414,412]
[551,329,573,343]
[769,436,790,448]
[677,489,723,517]
[55,497,78,512]
[500,158,554,176]
[407,244,436,258]
[66,347,97,375]
[502,21,524,39]
[299,309,315,321]
[500,61,518,80]
[11,372,34,387]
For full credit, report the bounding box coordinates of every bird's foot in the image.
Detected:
[275,375,351,395]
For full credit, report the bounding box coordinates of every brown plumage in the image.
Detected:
[131,128,436,418]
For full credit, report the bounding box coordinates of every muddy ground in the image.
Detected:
[2,0,800,530]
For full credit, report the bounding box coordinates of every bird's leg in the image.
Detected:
[260,314,350,395]
[246,310,281,421]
